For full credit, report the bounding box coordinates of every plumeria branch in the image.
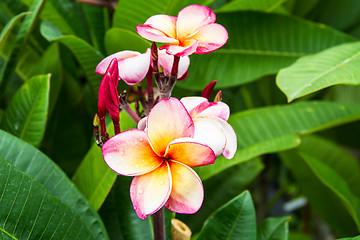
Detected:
[152,208,165,240]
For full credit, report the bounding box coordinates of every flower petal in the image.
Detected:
[161,39,198,56]
[180,97,230,120]
[193,117,227,158]
[118,49,151,85]
[142,14,177,39]
[176,5,216,41]
[96,50,140,74]
[130,162,171,219]
[165,138,215,167]
[165,161,204,214]
[158,50,190,78]
[137,117,147,130]
[102,129,163,176]
[136,25,179,44]
[180,96,208,117]
[147,98,194,156]
[207,116,237,159]
[192,23,228,54]
[197,101,230,121]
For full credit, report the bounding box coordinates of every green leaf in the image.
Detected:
[0,12,30,51]
[257,216,290,240]
[81,4,107,54]
[40,21,104,93]
[72,103,137,211]
[197,101,360,180]
[105,28,151,55]
[277,42,360,102]
[32,43,63,116]
[197,191,256,240]
[1,74,50,147]
[177,11,354,91]
[0,130,109,240]
[280,145,360,236]
[216,0,287,13]
[338,236,360,240]
[0,0,46,97]
[180,158,264,233]
[0,157,93,239]
[298,135,360,197]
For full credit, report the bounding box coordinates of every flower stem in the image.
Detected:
[120,103,141,123]
[153,208,165,240]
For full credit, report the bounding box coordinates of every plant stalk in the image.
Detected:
[153,207,165,240]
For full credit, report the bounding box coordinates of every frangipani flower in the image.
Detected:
[180,96,237,159]
[96,49,190,85]
[102,98,215,219]
[98,58,120,135]
[136,4,228,56]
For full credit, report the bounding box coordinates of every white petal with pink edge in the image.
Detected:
[118,50,151,85]
[136,25,179,44]
[192,23,228,54]
[102,129,163,176]
[147,98,194,156]
[165,137,215,167]
[130,162,171,219]
[96,50,140,74]
[192,117,226,158]
[176,5,216,41]
[165,160,204,214]
[197,101,230,121]
[158,50,190,78]
[207,116,237,159]
[143,14,177,38]
[180,97,208,115]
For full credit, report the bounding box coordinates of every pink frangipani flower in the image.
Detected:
[96,49,190,85]
[180,96,237,159]
[136,5,228,56]
[137,96,237,159]
[102,98,215,219]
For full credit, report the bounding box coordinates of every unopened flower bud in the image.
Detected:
[201,80,217,100]
[214,90,222,102]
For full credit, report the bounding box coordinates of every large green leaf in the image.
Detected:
[298,135,360,197]
[216,0,287,13]
[177,11,354,90]
[196,101,360,180]
[280,137,360,236]
[40,21,104,93]
[104,28,151,55]
[0,0,45,97]
[0,157,93,239]
[0,74,50,147]
[197,191,256,240]
[0,12,30,50]
[277,42,360,102]
[257,216,290,240]
[72,105,137,211]
[180,158,263,233]
[0,130,109,240]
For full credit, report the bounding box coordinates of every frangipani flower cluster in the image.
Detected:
[94,4,234,220]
